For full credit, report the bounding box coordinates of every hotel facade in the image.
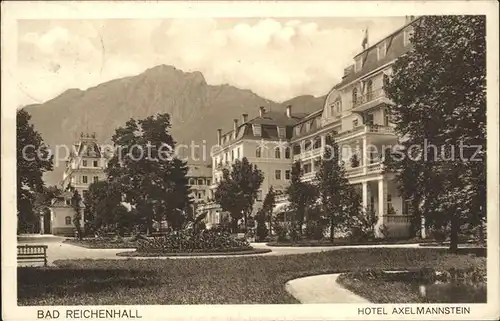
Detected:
[204,17,419,237]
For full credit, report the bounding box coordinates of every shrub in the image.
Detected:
[304,221,325,240]
[136,229,251,253]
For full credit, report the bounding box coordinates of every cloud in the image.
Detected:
[17,17,407,106]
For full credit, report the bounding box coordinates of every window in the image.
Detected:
[314,158,321,169]
[275,170,282,180]
[256,147,261,158]
[383,74,390,89]
[93,160,98,167]
[285,170,291,180]
[313,137,321,149]
[189,178,195,185]
[82,176,88,184]
[207,179,211,186]
[329,104,335,116]
[403,198,411,214]
[366,112,374,125]
[336,101,342,113]
[384,109,390,126]
[275,147,281,159]
[285,147,291,159]
[353,119,359,128]
[65,199,71,206]
[303,163,312,173]
[82,160,87,167]
[65,216,72,225]
[293,144,301,155]
[252,124,262,136]
[231,150,234,160]
[352,87,358,106]
[366,80,373,101]
[305,122,311,132]
[93,176,99,183]
[377,41,387,60]
[387,194,394,213]
[277,126,286,138]
[304,140,312,151]
[294,126,301,136]
[198,179,204,185]
[403,27,413,46]
[355,57,362,72]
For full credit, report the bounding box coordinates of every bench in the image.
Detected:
[17,245,48,266]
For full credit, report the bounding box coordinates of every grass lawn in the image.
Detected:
[266,238,438,247]
[18,248,485,305]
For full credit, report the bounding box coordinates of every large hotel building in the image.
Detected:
[203,17,419,237]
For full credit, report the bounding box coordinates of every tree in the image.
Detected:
[214,157,264,233]
[384,16,486,252]
[262,186,276,234]
[255,209,268,241]
[106,113,192,234]
[316,135,360,242]
[83,180,122,234]
[17,110,53,232]
[286,161,318,236]
[71,189,83,240]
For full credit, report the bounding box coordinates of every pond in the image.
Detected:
[382,270,487,303]
[414,281,486,303]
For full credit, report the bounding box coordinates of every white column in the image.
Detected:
[377,178,387,238]
[320,134,326,154]
[362,137,368,175]
[40,215,45,235]
[421,215,426,239]
[362,181,368,213]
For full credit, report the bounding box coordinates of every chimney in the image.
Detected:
[233,119,238,138]
[217,128,222,145]
[286,105,292,118]
[242,113,248,123]
[259,106,265,117]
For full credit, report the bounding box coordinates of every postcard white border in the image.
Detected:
[2,1,499,320]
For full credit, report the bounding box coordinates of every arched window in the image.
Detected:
[383,74,390,89]
[304,140,312,151]
[65,216,72,225]
[293,144,301,155]
[366,80,373,101]
[274,147,281,159]
[256,147,261,158]
[285,147,291,159]
[313,137,322,149]
[352,87,358,105]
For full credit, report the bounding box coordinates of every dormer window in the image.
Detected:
[252,124,262,137]
[403,27,413,46]
[377,41,387,60]
[355,57,363,72]
[277,126,286,139]
[294,126,301,136]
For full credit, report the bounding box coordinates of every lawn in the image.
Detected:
[18,248,486,305]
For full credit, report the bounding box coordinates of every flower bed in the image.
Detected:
[64,237,138,249]
[135,230,252,254]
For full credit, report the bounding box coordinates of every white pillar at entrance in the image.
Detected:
[377,178,387,238]
[40,214,45,235]
[362,181,368,213]
[362,137,368,175]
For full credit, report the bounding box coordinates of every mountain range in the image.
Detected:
[23,64,327,185]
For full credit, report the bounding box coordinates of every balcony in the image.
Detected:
[383,215,411,224]
[336,124,395,142]
[345,162,384,178]
[352,88,391,112]
[292,147,323,161]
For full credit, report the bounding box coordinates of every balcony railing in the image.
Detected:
[353,88,385,108]
[345,166,364,176]
[367,162,384,173]
[336,124,395,141]
[383,215,411,224]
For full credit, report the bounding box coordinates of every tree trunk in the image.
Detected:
[449,215,459,253]
[329,216,334,243]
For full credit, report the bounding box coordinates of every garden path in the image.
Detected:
[285,274,370,303]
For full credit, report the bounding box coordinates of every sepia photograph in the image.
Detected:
[2,1,499,320]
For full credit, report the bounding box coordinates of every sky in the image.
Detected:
[17,17,407,107]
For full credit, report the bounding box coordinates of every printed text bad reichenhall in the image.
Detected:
[37,309,142,319]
